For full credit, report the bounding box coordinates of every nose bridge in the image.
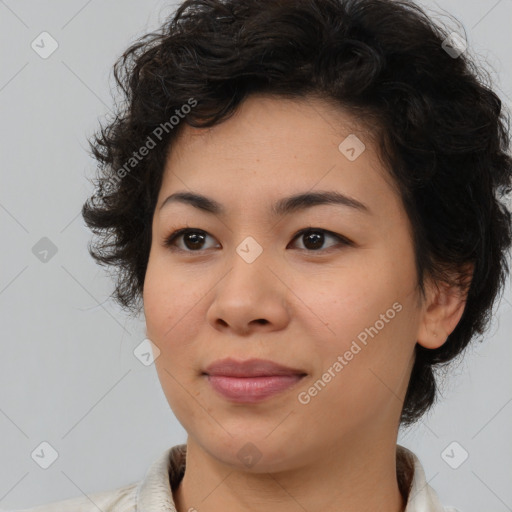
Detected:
[228,233,272,289]
[211,229,286,309]
[209,207,289,296]
[206,234,289,333]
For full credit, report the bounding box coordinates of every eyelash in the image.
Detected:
[162,227,353,254]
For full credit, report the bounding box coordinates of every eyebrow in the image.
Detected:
[158,190,371,216]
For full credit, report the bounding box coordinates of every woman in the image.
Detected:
[13,0,512,510]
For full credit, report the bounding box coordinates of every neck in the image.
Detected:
[173,433,406,512]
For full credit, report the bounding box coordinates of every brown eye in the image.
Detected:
[163,227,352,254]
[289,228,351,252]
[163,229,219,251]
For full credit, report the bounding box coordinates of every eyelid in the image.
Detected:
[163,227,354,253]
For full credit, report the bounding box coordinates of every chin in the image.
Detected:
[192,431,305,473]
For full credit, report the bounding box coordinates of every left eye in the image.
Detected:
[163,227,352,253]
[290,228,351,252]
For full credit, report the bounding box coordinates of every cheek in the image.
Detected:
[303,261,399,346]
[143,258,204,420]
[298,258,418,412]
[143,254,200,339]
[143,255,211,391]
[296,314,416,434]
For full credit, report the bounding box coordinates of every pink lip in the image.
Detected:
[203,358,307,403]
[206,375,305,402]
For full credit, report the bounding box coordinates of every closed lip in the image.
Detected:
[203,357,307,377]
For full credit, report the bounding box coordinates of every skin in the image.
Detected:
[143,94,469,512]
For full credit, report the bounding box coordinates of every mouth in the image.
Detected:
[202,358,307,403]
[203,357,307,377]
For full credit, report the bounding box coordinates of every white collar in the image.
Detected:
[399,446,448,512]
[136,444,448,512]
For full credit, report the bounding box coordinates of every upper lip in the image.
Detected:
[203,358,307,377]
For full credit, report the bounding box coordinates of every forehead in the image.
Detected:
[171,94,372,156]
[157,94,400,220]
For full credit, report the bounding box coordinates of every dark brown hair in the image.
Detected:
[82,0,512,425]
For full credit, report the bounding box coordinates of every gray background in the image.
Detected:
[0,0,511,510]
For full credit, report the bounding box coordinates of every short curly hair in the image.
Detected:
[82,0,512,425]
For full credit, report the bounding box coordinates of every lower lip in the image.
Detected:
[206,374,305,403]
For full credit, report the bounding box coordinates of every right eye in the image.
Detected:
[163,228,220,252]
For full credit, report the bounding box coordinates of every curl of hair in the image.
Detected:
[82,0,512,425]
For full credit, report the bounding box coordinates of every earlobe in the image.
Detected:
[416,267,473,350]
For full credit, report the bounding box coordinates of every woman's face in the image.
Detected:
[143,94,426,471]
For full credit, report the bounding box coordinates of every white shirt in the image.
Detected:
[6,444,460,512]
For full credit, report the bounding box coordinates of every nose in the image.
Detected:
[205,248,291,336]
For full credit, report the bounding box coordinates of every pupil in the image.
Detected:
[305,231,323,250]
[185,232,204,249]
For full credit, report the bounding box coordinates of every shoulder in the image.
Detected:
[6,482,138,512]
[397,445,463,512]
[3,444,185,512]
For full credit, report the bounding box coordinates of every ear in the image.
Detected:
[416,264,474,349]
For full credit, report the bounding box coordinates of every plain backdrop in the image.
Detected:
[0,0,511,510]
